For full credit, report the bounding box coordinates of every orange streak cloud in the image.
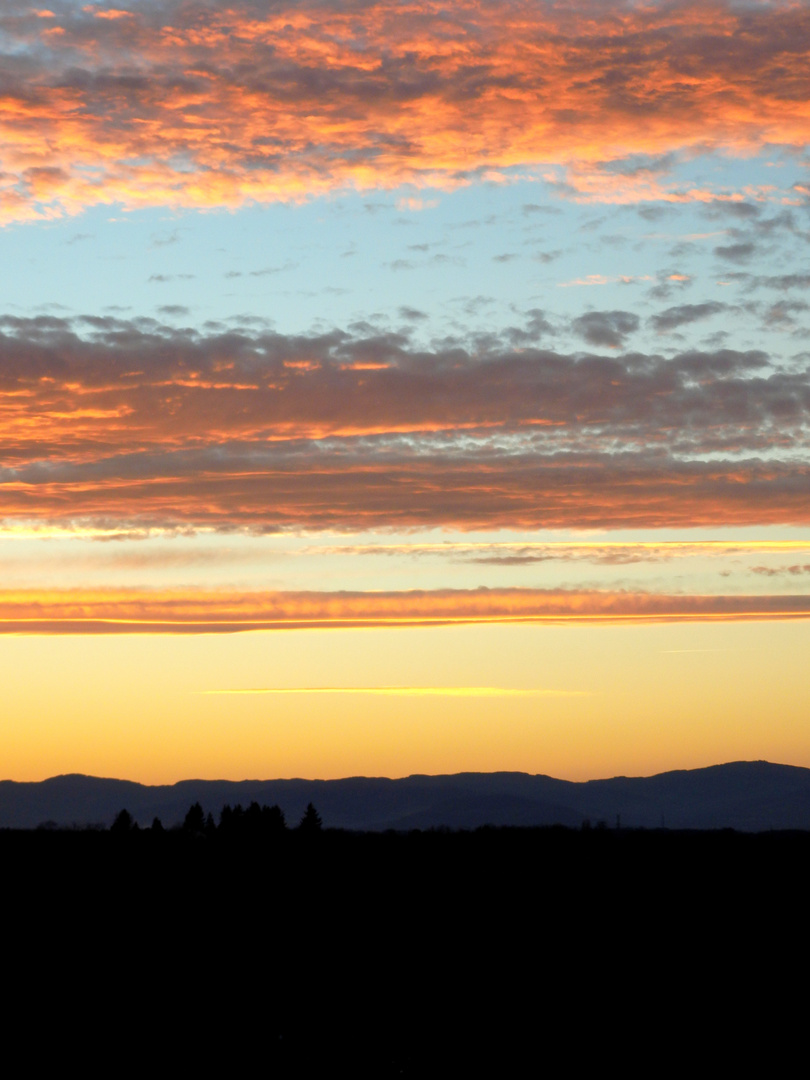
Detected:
[0,0,807,220]
[0,586,808,633]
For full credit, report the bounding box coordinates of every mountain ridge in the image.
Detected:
[3,760,810,831]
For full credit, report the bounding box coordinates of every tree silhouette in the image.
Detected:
[111,808,134,834]
[183,802,205,834]
[262,804,286,833]
[298,803,323,833]
[245,801,263,834]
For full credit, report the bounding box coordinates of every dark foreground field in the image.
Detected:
[4,824,805,1074]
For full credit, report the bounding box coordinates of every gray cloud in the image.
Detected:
[714,242,756,263]
[745,274,810,292]
[507,309,554,343]
[572,310,639,348]
[650,302,727,333]
[704,200,761,221]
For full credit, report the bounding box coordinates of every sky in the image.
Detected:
[1,0,810,784]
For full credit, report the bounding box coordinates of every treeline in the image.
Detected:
[109,799,323,836]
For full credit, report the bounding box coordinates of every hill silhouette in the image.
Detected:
[3,760,810,830]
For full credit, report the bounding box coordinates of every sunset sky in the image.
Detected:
[2,0,810,784]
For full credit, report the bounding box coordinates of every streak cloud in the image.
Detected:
[197,686,576,696]
[1,587,809,633]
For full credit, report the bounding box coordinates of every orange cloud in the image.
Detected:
[1,586,808,633]
[0,316,807,531]
[0,0,807,221]
[3,460,809,532]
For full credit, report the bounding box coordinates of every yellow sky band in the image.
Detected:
[197,686,586,696]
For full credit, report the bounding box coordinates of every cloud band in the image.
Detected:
[2,586,809,633]
[0,316,808,532]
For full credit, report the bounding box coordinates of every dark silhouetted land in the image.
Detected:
[3,809,805,1075]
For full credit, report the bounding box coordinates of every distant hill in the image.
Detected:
[3,761,810,831]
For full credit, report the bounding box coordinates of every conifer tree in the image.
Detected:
[111,808,134,833]
[183,802,205,833]
[298,803,323,832]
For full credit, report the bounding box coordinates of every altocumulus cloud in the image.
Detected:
[0,315,808,532]
[1,0,809,222]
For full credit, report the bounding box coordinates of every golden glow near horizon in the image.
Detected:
[3,620,809,785]
[1,0,809,787]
